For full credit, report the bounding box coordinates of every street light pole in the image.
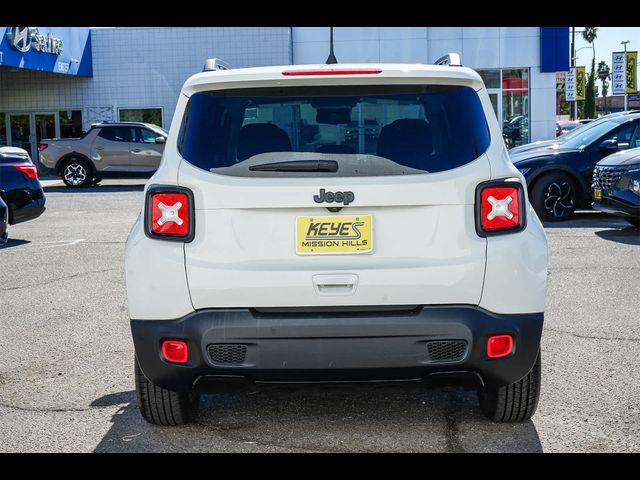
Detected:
[570,48,589,120]
[622,40,630,111]
[571,27,576,120]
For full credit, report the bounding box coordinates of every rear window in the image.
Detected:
[0,153,31,164]
[178,85,490,177]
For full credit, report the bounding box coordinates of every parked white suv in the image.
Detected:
[125,57,548,425]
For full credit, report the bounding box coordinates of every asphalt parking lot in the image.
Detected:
[0,179,639,453]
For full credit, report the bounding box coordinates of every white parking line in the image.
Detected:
[38,239,87,248]
[50,239,86,247]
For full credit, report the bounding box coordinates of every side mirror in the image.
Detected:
[155,136,166,144]
[598,139,618,154]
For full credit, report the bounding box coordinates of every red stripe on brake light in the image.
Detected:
[282,68,383,76]
[144,186,195,242]
[13,163,39,179]
[475,181,525,236]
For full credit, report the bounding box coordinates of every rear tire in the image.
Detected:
[477,350,541,422]
[531,173,577,221]
[134,357,200,426]
[60,158,93,188]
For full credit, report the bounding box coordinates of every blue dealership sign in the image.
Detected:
[540,27,570,73]
[0,27,92,76]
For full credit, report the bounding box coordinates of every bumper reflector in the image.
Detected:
[487,335,513,358]
[161,340,188,363]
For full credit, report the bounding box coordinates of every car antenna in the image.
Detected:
[326,27,338,64]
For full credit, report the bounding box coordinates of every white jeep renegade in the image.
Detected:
[125,56,548,426]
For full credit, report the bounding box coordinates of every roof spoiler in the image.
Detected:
[433,53,462,67]
[202,58,232,72]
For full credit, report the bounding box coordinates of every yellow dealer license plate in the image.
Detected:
[594,188,602,201]
[296,215,373,255]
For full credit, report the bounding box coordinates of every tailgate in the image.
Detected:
[180,158,489,308]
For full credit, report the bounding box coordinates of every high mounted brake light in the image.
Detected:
[281,68,383,76]
[144,185,195,242]
[13,163,39,179]
[475,180,526,236]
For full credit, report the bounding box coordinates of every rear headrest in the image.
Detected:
[316,144,356,155]
[377,119,433,169]
[237,123,292,161]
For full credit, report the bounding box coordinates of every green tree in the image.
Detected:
[559,89,571,115]
[597,60,611,112]
[579,27,598,119]
[582,27,598,60]
[585,58,596,118]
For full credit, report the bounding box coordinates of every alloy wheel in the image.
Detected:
[63,163,87,187]
[543,181,574,218]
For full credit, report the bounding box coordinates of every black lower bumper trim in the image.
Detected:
[592,200,640,219]
[11,204,46,225]
[131,305,543,392]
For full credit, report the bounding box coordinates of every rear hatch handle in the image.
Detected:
[313,274,359,296]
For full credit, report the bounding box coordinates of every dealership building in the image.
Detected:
[0,26,568,160]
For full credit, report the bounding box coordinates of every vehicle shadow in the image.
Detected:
[0,238,31,249]
[542,211,630,229]
[594,226,640,245]
[43,185,145,194]
[92,384,543,453]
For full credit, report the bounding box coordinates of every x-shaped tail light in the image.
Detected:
[145,187,194,241]
[157,201,184,226]
[486,195,514,221]
[476,182,524,236]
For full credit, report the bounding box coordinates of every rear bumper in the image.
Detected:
[131,305,543,392]
[0,206,7,244]
[4,183,46,225]
[11,202,46,225]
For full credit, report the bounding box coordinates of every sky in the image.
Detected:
[573,27,640,95]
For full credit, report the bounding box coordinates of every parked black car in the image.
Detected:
[0,147,46,232]
[592,147,640,227]
[0,196,7,245]
[510,112,640,221]
[510,111,640,156]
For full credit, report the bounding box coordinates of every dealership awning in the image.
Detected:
[0,27,92,77]
[502,76,528,94]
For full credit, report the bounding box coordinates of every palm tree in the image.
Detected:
[597,60,611,112]
[581,28,599,118]
[582,27,598,61]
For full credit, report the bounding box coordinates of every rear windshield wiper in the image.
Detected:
[248,160,338,172]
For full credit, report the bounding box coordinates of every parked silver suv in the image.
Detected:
[38,122,167,187]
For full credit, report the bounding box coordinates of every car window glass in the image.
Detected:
[135,128,159,144]
[97,126,133,142]
[557,116,609,143]
[177,85,491,178]
[602,122,638,150]
[0,154,30,164]
[560,120,620,149]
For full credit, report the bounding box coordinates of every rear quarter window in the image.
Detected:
[178,84,490,177]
